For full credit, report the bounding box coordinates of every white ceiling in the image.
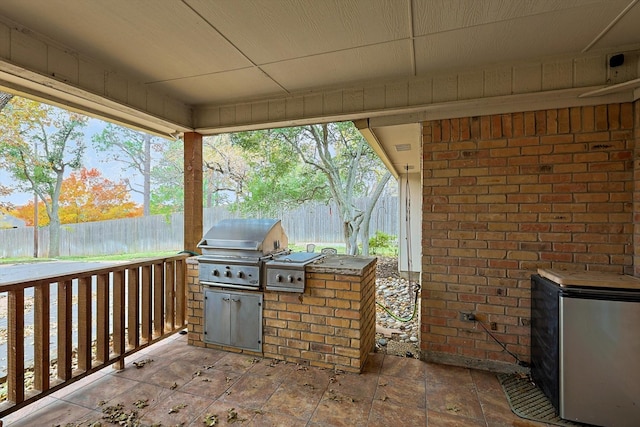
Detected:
[0,0,639,176]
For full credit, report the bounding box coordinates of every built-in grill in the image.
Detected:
[197,218,288,291]
[196,218,325,352]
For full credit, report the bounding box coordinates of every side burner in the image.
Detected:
[265,252,325,293]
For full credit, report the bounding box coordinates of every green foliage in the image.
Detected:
[224,122,392,255]
[368,231,396,254]
[150,137,184,214]
[150,187,184,215]
[228,129,330,216]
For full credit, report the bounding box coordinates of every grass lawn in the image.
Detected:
[1,243,397,265]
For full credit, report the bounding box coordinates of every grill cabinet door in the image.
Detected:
[230,293,263,351]
[203,288,263,352]
[204,289,231,346]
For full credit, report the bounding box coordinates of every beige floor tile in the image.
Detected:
[380,354,428,379]
[426,380,485,421]
[374,374,426,409]
[0,337,552,427]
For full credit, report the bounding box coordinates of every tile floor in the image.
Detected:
[1,333,552,426]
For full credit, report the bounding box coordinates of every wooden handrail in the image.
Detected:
[0,254,190,418]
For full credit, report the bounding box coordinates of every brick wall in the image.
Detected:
[263,260,376,373]
[187,257,377,373]
[421,102,636,369]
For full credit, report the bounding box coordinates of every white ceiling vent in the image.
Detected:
[395,144,412,152]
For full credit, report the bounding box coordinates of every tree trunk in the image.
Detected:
[0,92,13,111]
[48,213,61,258]
[143,134,151,216]
[360,171,392,256]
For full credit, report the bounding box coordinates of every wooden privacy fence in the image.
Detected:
[0,254,189,418]
[0,197,398,258]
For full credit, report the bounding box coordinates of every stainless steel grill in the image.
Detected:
[196,218,325,352]
[197,218,288,291]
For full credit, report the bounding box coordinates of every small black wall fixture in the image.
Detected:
[609,53,625,68]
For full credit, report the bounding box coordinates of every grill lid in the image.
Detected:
[198,218,287,256]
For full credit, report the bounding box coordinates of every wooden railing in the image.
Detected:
[0,254,189,418]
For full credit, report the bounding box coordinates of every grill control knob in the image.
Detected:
[275,274,283,282]
[236,271,244,278]
[212,269,220,276]
[287,275,294,283]
[224,270,232,277]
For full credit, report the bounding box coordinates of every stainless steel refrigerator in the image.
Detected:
[532,272,640,427]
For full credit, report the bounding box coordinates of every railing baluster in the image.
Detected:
[95,273,109,363]
[57,280,72,381]
[141,265,152,343]
[34,284,50,392]
[127,268,140,350]
[165,261,175,330]
[8,289,25,403]
[175,259,186,327]
[77,277,92,371]
[113,270,125,370]
[153,263,164,337]
[0,255,189,419]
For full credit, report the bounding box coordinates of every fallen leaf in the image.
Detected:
[169,403,187,414]
[132,358,154,369]
[446,404,461,413]
[227,407,247,424]
[193,370,202,377]
[101,403,141,426]
[133,399,149,409]
[203,413,219,426]
[170,382,178,390]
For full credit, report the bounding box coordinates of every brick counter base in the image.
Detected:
[186,256,377,373]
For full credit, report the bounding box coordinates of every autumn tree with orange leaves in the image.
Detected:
[0,97,87,257]
[11,168,142,226]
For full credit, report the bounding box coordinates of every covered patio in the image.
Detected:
[1,333,546,427]
[1,1,640,425]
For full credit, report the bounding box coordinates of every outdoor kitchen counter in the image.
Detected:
[186,254,378,373]
[262,254,377,373]
[306,254,375,275]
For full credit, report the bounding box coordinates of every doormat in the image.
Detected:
[497,373,580,426]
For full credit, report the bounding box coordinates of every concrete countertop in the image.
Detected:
[187,253,376,275]
[306,255,376,275]
[537,268,640,290]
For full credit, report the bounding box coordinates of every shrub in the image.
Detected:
[369,231,396,254]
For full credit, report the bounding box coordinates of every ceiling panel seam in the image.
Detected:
[582,0,639,52]
[408,0,416,76]
[180,0,289,94]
